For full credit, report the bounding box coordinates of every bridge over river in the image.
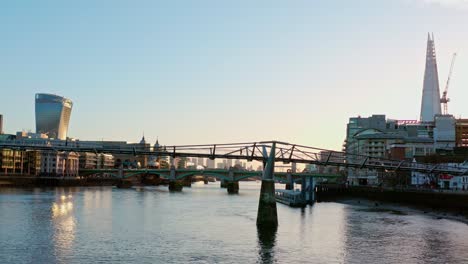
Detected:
[1,140,467,227]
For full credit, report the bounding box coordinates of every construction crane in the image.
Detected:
[441,52,457,115]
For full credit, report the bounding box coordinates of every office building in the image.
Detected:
[420,33,442,122]
[35,93,73,140]
[455,119,468,148]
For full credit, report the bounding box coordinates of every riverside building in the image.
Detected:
[344,115,456,185]
[40,151,79,177]
[344,34,462,186]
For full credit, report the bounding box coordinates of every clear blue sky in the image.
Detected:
[1,0,468,150]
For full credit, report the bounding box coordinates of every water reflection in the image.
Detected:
[257,225,278,264]
[51,190,76,262]
[420,223,456,263]
[52,201,73,218]
[3,184,468,263]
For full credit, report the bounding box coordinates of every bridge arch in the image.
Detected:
[122,171,162,179]
[175,172,230,181]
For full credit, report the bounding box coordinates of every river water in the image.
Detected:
[1,181,468,264]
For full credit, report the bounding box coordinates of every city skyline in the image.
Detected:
[1,1,468,150]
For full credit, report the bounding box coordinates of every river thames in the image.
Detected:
[1,182,468,264]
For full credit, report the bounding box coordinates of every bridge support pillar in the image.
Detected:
[169,180,183,192]
[118,166,123,179]
[257,179,277,227]
[182,176,192,187]
[116,179,132,188]
[168,165,182,191]
[308,176,315,204]
[285,172,294,190]
[257,142,278,227]
[227,181,239,194]
[220,179,228,188]
[301,176,306,201]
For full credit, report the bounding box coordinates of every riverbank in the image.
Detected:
[0,176,118,187]
[335,198,468,225]
[317,185,468,221]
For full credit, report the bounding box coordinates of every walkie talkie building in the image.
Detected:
[35,93,73,140]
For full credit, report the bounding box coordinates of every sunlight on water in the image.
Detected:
[50,190,77,263]
[1,183,468,264]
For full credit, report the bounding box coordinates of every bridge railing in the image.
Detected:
[1,140,467,175]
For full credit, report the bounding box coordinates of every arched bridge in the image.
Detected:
[80,167,340,184]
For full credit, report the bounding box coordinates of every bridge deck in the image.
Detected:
[1,141,466,175]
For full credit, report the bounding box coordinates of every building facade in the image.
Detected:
[344,114,456,186]
[35,93,73,140]
[0,149,26,174]
[206,159,215,169]
[79,152,98,169]
[433,115,456,150]
[25,151,42,176]
[40,151,79,177]
[98,154,115,169]
[455,119,468,147]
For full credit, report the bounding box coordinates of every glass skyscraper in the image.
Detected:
[35,93,73,140]
[420,33,442,122]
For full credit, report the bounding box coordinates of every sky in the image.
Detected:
[1,0,468,150]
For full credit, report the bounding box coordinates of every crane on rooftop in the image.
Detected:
[441,52,457,115]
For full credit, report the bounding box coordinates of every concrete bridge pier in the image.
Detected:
[220,179,228,188]
[308,176,316,204]
[168,180,183,191]
[118,166,123,179]
[226,169,238,194]
[257,143,278,227]
[285,171,294,190]
[116,166,133,188]
[227,181,239,194]
[257,179,277,227]
[182,176,192,187]
[168,165,183,192]
[301,176,307,201]
[116,179,133,188]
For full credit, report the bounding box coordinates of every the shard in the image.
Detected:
[420,33,442,122]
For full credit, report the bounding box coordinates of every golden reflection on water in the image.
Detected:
[52,201,73,218]
[51,190,76,259]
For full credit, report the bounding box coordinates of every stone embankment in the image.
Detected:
[317,184,468,217]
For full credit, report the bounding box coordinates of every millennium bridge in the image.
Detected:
[1,140,466,227]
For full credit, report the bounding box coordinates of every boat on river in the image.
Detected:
[275,189,307,207]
